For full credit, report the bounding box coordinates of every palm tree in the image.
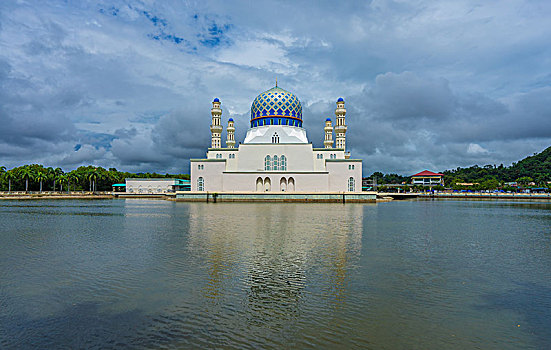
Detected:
[58,174,67,193]
[35,171,47,192]
[5,170,14,193]
[55,172,65,193]
[46,167,54,191]
[67,172,79,193]
[0,166,5,192]
[88,168,102,192]
[19,168,34,192]
[52,168,63,192]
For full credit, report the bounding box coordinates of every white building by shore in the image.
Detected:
[190,84,362,192]
[125,178,189,193]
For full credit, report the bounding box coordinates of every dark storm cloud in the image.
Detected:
[152,108,212,158]
[367,72,455,121]
[0,0,550,174]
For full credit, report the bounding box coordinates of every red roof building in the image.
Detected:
[411,170,444,186]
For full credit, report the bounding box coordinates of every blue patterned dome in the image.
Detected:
[250,86,303,128]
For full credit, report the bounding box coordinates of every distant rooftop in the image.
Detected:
[412,170,444,177]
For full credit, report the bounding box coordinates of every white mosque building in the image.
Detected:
[190,84,362,192]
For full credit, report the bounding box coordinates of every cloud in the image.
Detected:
[0,0,550,175]
[467,143,489,155]
[367,72,455,121]
[59,145,108,167]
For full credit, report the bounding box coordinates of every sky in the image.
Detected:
[1,0,550,175]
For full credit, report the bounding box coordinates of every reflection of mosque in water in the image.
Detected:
[186,203,364,329]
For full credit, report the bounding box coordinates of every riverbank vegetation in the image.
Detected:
[367,146,551,191]
[2,146,549,192]
[0,165,189,192]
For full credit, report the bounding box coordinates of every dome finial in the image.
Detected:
[275,77,278,88]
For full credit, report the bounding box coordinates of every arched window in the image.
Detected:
[272,133,279,143]
[288,177,295,192]
[256,177,263,192]
[265,155,271,170]
[198,177,204,191]
[280,155,287,170]
[348,177,355,192]
[273,155,279,170]
[280,177,287,191]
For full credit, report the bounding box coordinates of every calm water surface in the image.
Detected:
[0,199,550,349]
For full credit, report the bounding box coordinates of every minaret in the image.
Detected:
[226,118,235,148]
[334,97,347,151]
[210,98,222,148]
[324,118,333,148]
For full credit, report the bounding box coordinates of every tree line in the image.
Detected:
[2,146,549,192]
[443,145,551,190]
[0,165,190,192]
[365,146,551,191]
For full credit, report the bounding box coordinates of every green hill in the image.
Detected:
[443,146,551,188]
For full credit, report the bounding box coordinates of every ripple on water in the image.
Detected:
[1,200,550,349]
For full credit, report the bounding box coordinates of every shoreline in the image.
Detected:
[0,193,115,200]
[418,193,551,200]
[1,192,550,202]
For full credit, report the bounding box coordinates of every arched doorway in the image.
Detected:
[280,177,287,191]
[256,177,263,192]
[288,177,295,192]
[264,177,271,192]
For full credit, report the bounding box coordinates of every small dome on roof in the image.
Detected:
[213,97,220,102]
[337,97,344,102]
[228,118,234,122]
[326,117,331,121]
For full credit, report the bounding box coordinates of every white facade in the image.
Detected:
[126,178,185,193]
[191,87,362,193]
[412,177,443,185]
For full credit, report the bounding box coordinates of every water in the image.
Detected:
[0,199,550,349]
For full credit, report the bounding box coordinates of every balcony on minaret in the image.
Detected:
[226,118,236,148]
[334,97,347,151]
[210,97,223,149]
[324,117,333,148]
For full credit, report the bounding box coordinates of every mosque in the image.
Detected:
[190,84,362,192]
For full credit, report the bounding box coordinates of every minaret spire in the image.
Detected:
[324,118,333,148]
[226,118,235,148]
[334,97,347,156]
[210,98,223,148]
